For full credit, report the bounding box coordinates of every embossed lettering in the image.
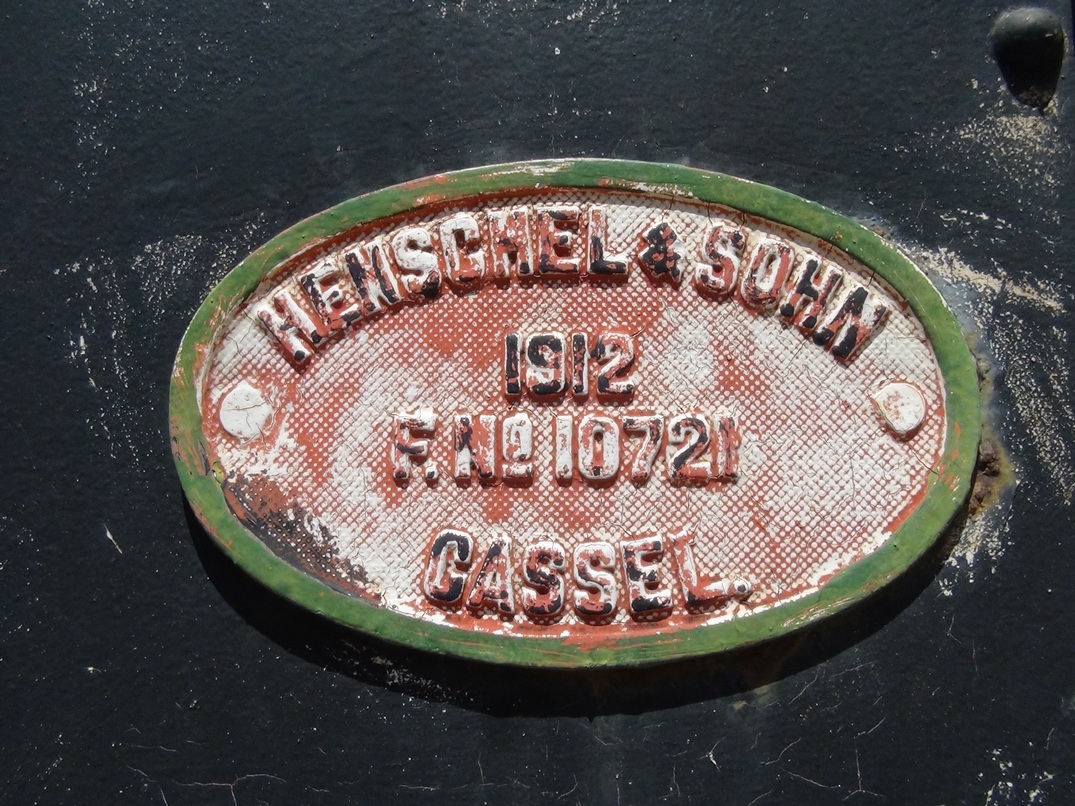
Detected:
[587,205,629,279]
[252,287,327,365]
[345,238,403,317]
[488,207,534,280]
[812,285,891,360]
[670,528,752,611]
[637,222,683,284]
[694,222,747,298]
[712,412,740,480]
[524,332,567,397]
[553,414,574,481]
[740,237,795,310]
[501,412,534,482]
[577,414,620,482]
[439,213,487,287]
[621,536,673,620]
[572,541,618,620]
[779,255,844,332]
[423,528,474,606]
[570,332,589,397]
[453,413,497,483]
[504,332,522,398]
[666,413,712,484]
[390,226,442,300]
[466,535,515,616]
[391,407,436,482]
[622,414,664,483]
[299,258,363,331]
[535,206,583,276]
[592,329,636,397]
[521,540,567,621]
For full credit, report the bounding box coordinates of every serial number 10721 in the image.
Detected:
[391,409,740,485]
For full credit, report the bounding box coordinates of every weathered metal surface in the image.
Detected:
[170,159,979,667]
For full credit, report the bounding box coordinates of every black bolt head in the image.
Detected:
[989,7,1066,109]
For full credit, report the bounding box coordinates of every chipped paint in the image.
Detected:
[170,160,979,667]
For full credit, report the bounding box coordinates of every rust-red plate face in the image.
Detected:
[171,160,979,667]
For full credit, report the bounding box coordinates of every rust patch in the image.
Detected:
[969,438,1009,513]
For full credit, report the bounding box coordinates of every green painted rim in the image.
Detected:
[170,159,980,668]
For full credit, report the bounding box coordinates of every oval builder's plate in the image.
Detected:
[170,160,979,667]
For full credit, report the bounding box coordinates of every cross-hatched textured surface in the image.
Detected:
[201,190,947,639]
